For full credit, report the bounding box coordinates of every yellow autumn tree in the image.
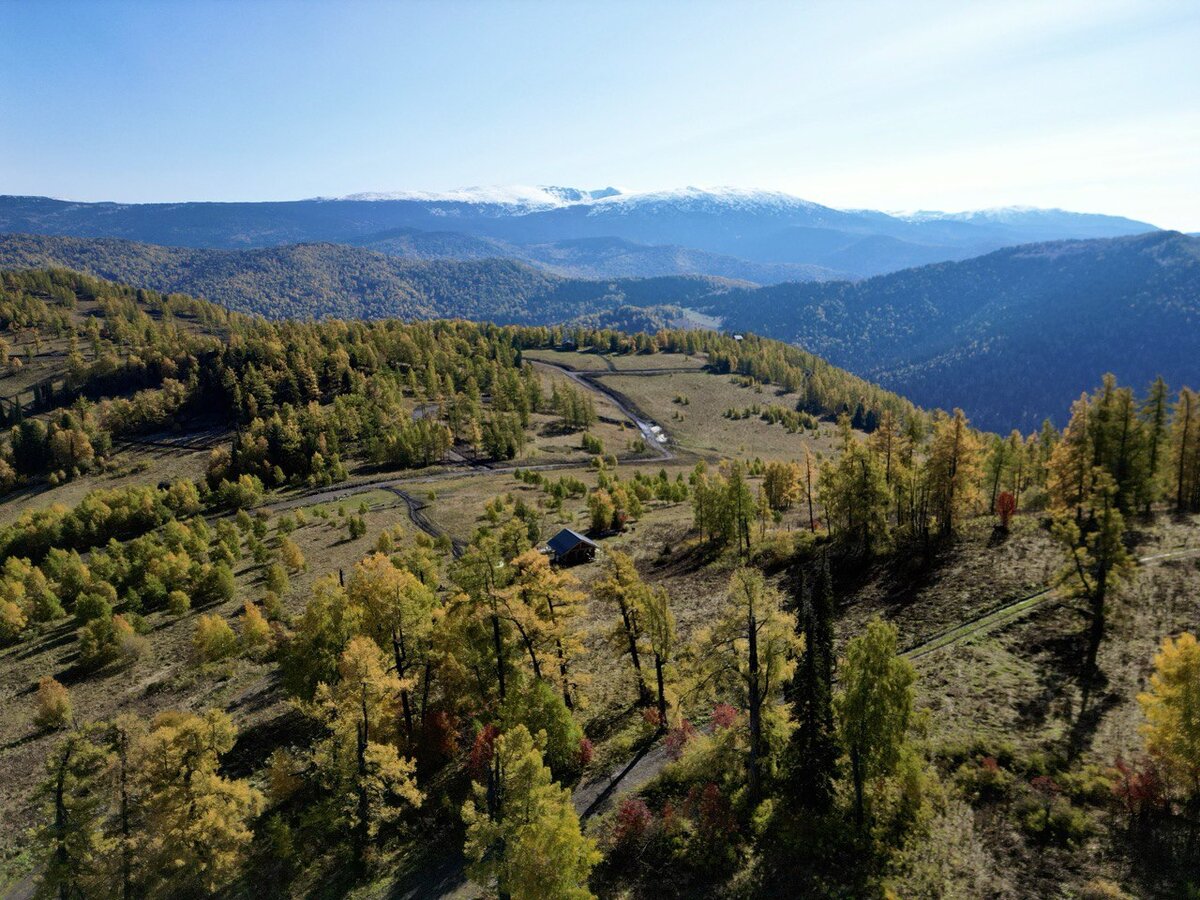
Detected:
[133,709,264,895]
[309,636,422,867]
[1138,632,1200,799]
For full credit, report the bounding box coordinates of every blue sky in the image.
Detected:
[2,0,1198,229]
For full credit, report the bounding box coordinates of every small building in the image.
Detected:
[546,528,599,566]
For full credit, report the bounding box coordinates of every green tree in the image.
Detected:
[835,617,915,830]
[35,728,110,900]
[788,560,839,811]
[461,725,599,900]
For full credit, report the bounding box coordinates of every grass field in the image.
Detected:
[598,370,845,461]
[524,348,709,372]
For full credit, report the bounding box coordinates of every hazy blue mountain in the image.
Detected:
[0,187,1158,279]
[354,229,845,283]
[0,232,734,322]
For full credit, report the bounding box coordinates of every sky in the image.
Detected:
[2,0,1198,229]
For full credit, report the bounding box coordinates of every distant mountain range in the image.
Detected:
[2,229,1195,433]
[0,187,1158,281]
[0,233,732,323]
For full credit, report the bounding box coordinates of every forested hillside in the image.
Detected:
[700,231,1200,430]
[0,234,734,322]
[1,268,1199,899]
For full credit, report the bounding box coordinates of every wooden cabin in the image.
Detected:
[546,528,599,566]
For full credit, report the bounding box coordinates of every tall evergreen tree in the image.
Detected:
[787,558,839,811]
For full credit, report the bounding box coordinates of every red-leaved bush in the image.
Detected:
[468,724,500,781]
[642,706,663,730]
[577,736,595,768]
[611,797,653,848]
[1112,757,1166,820]
[685,782,737,843]
[711,703,738,729]
[665,718,697,760]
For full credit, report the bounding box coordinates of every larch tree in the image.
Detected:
[36,727,110,900]
[1049,394,1095,521]
[462,725,599,900]
[348,553,438,738]
[835,617,916,830]
[1139,376,1170,515]
[498,549,586,710]
[309,637,422,868]
[691,568,800,801]
[1171,387,1200,513]
[924,408,983,536]
[132,709,265,895]
[640,584,676,729]
[819,417,890,553]
[593,550,652,707]
[1138,632,1200,803]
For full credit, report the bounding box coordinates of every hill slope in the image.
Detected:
[701,231,1200,430]
[0,233,733,322]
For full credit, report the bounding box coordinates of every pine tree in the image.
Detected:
[787,558,839,811]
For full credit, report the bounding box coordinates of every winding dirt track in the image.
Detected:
[263,359,675,544]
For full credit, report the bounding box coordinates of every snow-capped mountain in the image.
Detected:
[0,187,1161,281]
[337,185,623,210]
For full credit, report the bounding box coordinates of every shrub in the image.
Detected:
[240,602,273,658]
[75,588,114,625]
[262,590,284,622]
[33,676,72,729]
[611,797,653,851]
[665,719,697,761]
[955,756,1015,804]
[0,599,27,644]
[279,538,306,572]
[193,613,238,663]
[78,613,145,671]
[265,563,289,596]
[167,590,191,616]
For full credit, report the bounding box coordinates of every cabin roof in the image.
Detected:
[547,528,598,554]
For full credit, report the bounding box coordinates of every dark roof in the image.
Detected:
[547,528,598,554]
